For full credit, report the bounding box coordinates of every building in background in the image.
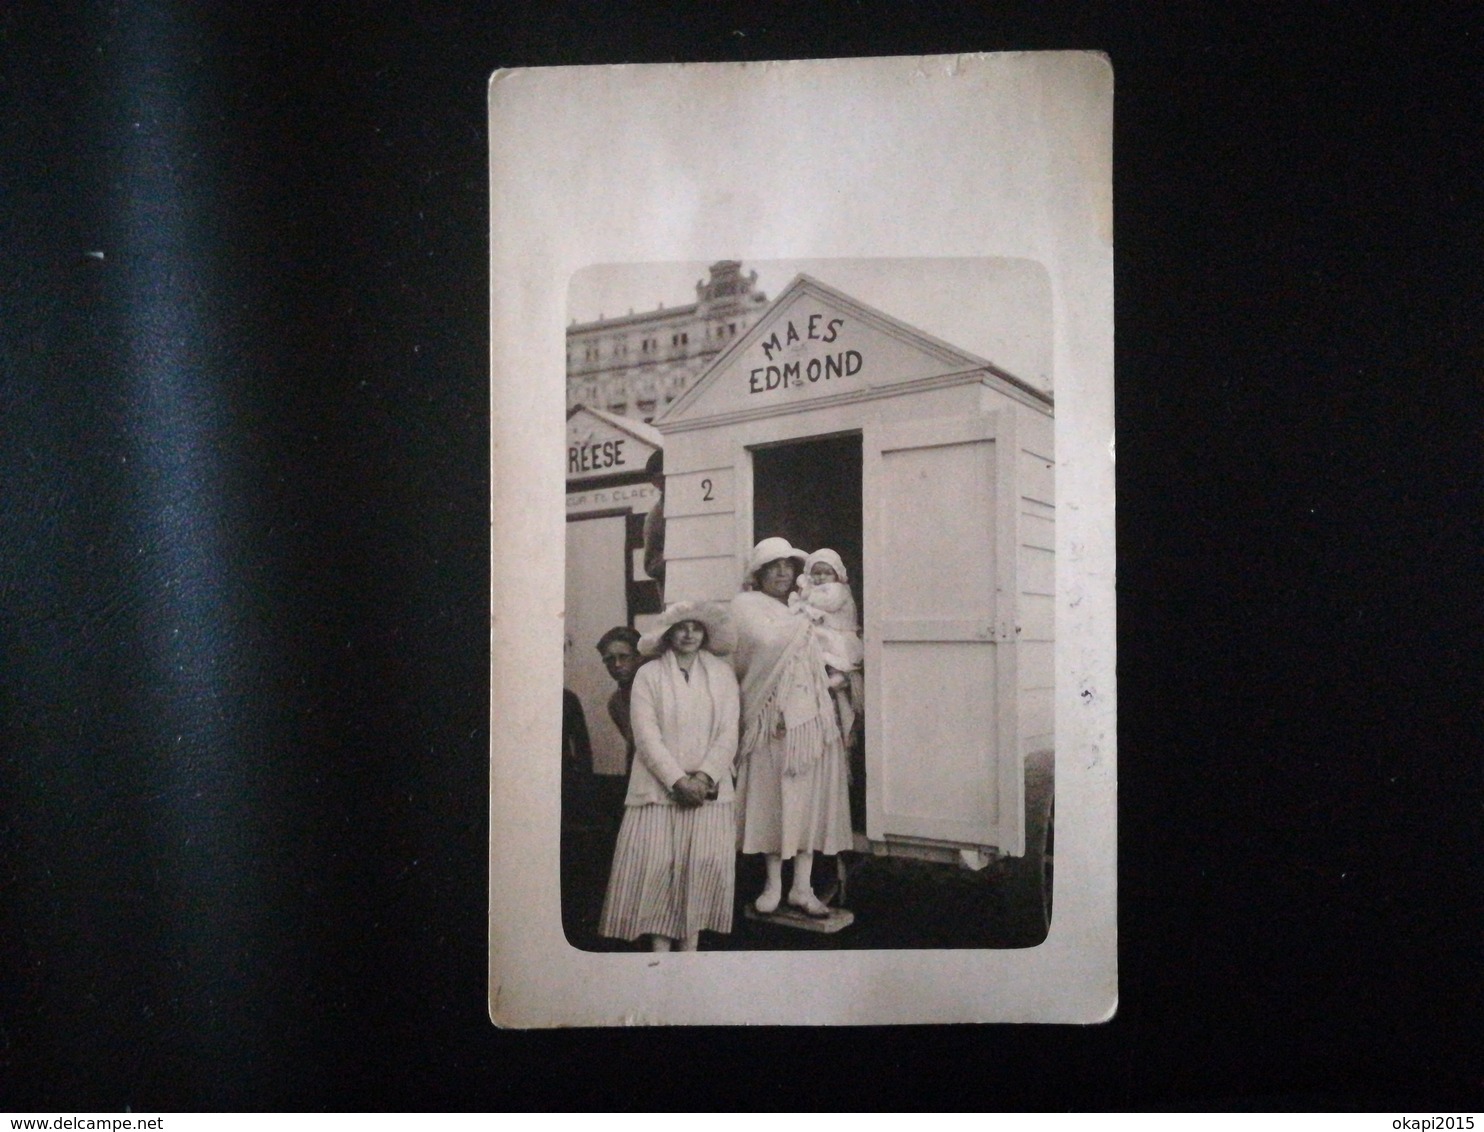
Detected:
[566,261,770,422]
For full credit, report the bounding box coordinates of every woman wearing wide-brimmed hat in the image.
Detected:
[597,601,740,952]
[730,538,852,918]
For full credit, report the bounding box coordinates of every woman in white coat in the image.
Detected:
[597,602,740,952]
[731,538,853,918]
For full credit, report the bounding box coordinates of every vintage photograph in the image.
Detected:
[560,258,1056,953]
[489,52,1114,1026]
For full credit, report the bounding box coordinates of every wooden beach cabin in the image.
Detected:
[652,274,1054,871]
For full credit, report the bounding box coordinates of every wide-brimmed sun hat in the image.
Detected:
[637,601,736,657]
[744,536,808,581]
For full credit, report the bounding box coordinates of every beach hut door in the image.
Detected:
[864,414,1017,851]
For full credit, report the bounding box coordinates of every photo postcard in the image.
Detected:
[489,52,1115,1027]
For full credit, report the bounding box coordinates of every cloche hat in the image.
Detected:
[637,601,736,657]
[744,536,807,581]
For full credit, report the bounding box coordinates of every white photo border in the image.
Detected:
[490,52,1115,1026]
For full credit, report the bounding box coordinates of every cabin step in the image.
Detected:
[742,903,855,933]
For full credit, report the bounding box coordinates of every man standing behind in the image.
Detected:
[559,625,648,945]
[594,625,646,854]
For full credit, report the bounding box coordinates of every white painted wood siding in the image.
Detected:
[866,414,1006,848]
[1017,408,1056,757]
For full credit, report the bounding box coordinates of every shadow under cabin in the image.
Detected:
[652,274,1056,923]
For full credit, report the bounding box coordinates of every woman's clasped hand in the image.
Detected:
[670,771,714,807]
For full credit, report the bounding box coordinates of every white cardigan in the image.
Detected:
[624,649,740,806]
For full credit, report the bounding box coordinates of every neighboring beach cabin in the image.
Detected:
[563,405,664,777]
[653,275,1054,862]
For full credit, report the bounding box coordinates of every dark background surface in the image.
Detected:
[2,1,1479,1111]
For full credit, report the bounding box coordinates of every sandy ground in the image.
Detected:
[560,779,1050,953]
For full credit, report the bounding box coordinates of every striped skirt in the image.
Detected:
[598,801,736,942]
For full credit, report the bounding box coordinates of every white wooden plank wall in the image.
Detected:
[1017,421,1056,756]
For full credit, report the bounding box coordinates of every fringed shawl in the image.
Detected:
[731,591,843,776]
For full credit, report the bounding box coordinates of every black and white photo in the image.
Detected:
[490,52,1115,1026]
[560,259,1058,953]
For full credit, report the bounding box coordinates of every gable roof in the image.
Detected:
[566,403,664,450]
[655,273,1050,429]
